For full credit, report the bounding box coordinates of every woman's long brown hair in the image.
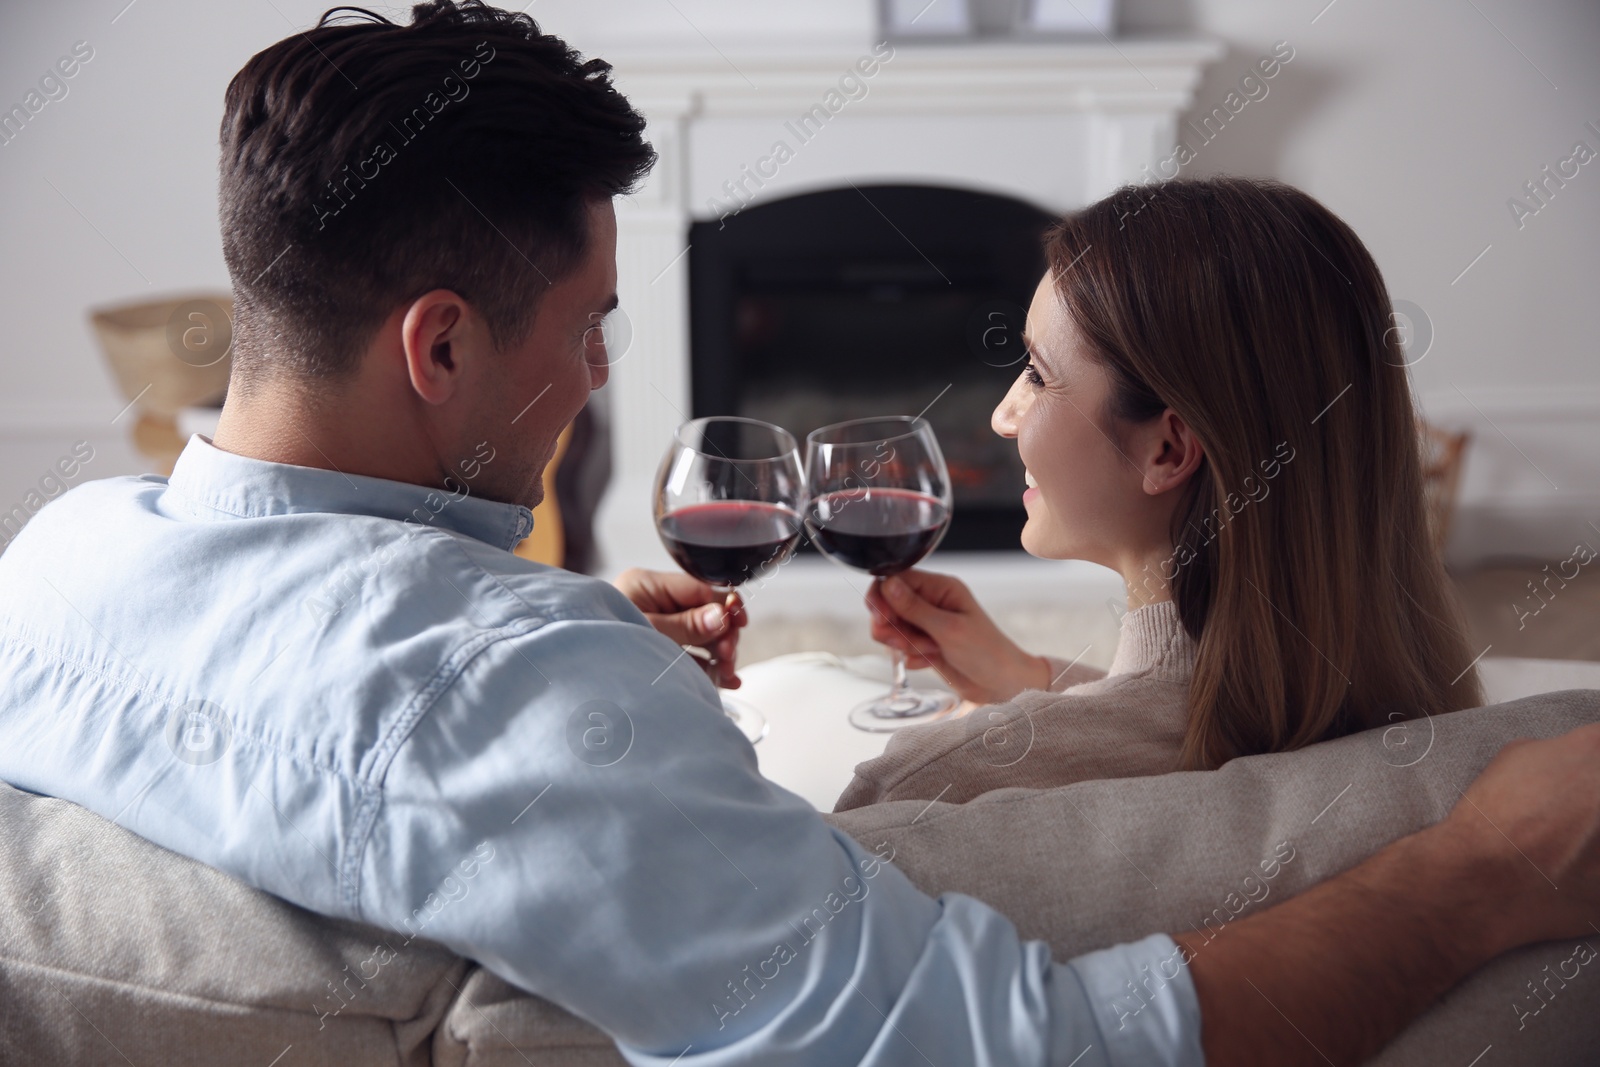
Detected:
[1044,177,1484,769]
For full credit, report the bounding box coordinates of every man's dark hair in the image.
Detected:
[219,1,655,380]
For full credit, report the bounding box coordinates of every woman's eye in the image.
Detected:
[1023,359,1044,387]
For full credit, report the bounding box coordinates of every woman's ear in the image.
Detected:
[1141,408,1205,495]
[400,290,474,406]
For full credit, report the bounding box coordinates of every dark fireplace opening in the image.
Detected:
[689,183,1055,552]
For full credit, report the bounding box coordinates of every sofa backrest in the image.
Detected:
[2,689,1596,1066]
[826,688,1600,1066]
[0,773,471,1066]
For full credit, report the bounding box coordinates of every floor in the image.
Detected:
[738,559,1600,669]
[1453,560,1600,662]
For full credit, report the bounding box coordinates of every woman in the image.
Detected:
[835,177,1483,811]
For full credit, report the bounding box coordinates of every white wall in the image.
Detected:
[1118,0,1600,562]
[1,0,1595,563]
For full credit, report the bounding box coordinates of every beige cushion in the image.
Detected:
[3,689,1597,1065]
[0,778,469,1066]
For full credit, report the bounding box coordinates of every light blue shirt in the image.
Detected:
[0,435,1201,1066]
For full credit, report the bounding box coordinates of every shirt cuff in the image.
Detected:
[1055,933,1204,1067]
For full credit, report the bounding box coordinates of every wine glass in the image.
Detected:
[654,417,805,744]
[804,415,958,732]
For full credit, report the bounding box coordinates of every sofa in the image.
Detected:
[3,688,1598,1065]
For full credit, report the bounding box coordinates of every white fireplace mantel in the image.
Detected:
[593,38,1223,581]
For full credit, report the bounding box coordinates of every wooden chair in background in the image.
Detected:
[514,424,570,567]
[1419,422,1470,555]
[516,398,610,574]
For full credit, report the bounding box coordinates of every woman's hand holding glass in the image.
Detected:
[866,568,1053,706]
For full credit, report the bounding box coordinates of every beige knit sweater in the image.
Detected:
[833,600,1196,811]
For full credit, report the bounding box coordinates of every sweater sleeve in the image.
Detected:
[1042,656,1107,692]
[833,679,1191,813]
[832,710,980,811]
[833,689,1068,812]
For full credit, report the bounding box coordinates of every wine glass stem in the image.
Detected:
[889,647,910,700]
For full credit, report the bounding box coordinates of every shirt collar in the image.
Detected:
[166,435,536,552]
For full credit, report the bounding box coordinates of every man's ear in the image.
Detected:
[1141,408,1206,496]
[400,290,475,406]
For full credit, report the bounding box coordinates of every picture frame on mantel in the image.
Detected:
[879,0,1117,40]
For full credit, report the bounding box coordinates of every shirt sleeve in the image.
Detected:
[357,612,1202,1067]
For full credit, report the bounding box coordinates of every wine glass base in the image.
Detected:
[848,688,959,733]
[721,693,769,745]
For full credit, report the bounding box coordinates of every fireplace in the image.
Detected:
[595,38,1220,577]
[689,183,1053,550]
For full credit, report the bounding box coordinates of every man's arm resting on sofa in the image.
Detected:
[1174,724,1600,1067]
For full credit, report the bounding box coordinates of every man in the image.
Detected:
[0,2,1596,1064]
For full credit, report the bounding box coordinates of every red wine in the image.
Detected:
[658,501,803,587]
[806,488,949,576]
